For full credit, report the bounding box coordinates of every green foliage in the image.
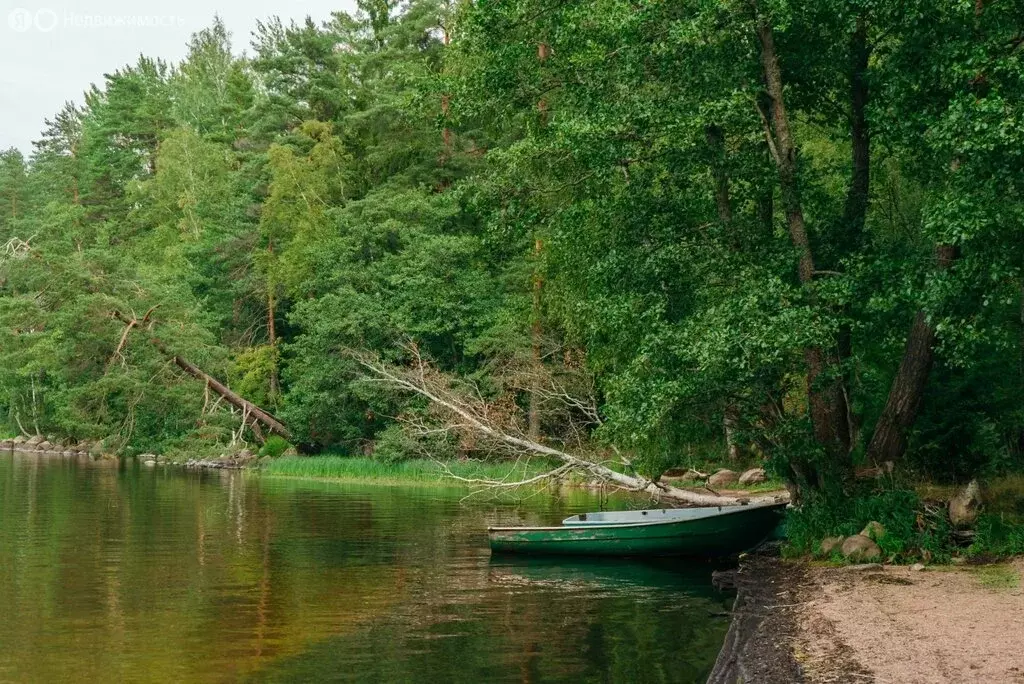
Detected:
[259,435,291,459]
[968,514,1024,559]
[1,0,1023,515]
[785,488,952,564]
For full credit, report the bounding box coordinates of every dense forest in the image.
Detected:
[2,0,1023,499]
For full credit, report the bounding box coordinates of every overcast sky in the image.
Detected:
[1,0,358,153]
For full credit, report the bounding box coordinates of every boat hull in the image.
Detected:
[488,503,787,557]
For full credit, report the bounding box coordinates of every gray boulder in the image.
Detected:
[948,479,981,528]
[707,469,740,487]
[820,536,845,556]
[841,534,882,562]
[13,435,26,444]
[860,521,886,541]
[26,435,43,446]
[739,468,767,485]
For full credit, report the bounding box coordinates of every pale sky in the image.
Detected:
[0,0,358,153]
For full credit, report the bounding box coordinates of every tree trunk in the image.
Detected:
[706,124,733,227]
[866,245,955,463]
[528,237,543,442]
[358,352,787,507]
[267,242,280,399]
[757,17,851,461]
[842,16,871,243]
[113,312,291,441]
[268,288,279,398]
[837,15,872,450]
[707,123,742,461]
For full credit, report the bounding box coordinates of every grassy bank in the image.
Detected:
[258,455,561,487]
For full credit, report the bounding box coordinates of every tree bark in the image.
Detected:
[866,245,955,463]
[757,17,851,461]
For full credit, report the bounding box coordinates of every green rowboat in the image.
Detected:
[488,501,788,557]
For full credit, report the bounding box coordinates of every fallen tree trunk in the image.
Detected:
[358,348,785,507]
[112,311,291,441]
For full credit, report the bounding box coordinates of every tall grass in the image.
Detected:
[260,455,557,486]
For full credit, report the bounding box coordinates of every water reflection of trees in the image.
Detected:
[0,457,729,683]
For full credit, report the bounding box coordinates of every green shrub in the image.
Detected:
[968,514,1024,558]
[259,435,291,459]
[785,487,952,563]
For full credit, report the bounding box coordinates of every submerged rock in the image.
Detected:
[739,468,767,485]
[841,534,882,562]
[948,479,981,528]
[708,469,740,487]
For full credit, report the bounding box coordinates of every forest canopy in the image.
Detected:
[1,0,1023,495]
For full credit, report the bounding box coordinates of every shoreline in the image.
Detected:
[712,556,1024,683]
[2,442,786,497]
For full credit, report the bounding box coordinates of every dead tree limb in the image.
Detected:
[357,346,785,507]
[107,305,160,371]
[111,311,291,441]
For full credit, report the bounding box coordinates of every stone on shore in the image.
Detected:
[820,536,845,556]
[739,468,767,485]
[27,435,43,446]
[860,521,886,541]
[13,435,26,444]
[708,469,740,487]
[910,563,926,571]
[841,534,882,562]
[949,479,981,528]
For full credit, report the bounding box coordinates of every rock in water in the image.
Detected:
[948,480,981,528]
[841,534,882,562]
[708,469,740,487]
[820,536,845,556]
[739,468,767,485]
[860,521,886,541]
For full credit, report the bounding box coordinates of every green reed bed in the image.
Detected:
[259,455,558,486]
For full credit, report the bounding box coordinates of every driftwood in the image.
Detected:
[358,346,786,508]
[111,311,291,441]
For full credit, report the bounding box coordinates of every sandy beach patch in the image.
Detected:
[797,560,1024,683]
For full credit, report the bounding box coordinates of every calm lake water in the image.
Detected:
[0,453,732,683]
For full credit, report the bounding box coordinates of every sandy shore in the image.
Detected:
[797,560,1024,684]
[709,557,1024,683]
